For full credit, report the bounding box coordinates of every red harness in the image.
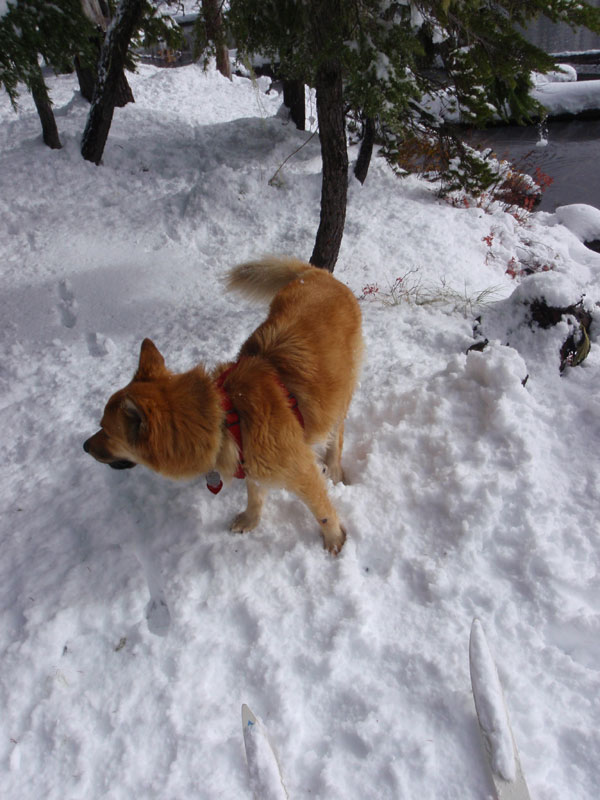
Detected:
[206,363,304,494]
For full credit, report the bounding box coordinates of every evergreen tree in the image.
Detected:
[81,0,146,164]
[81,1,184,164]
[0,0,182,156]
[197,0,232,80]
[307,0,348,270]
[0,0,97,148]
[76,0,135,108]
[229,0,600,271]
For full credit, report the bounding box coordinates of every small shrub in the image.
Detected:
[387,125,554,224]
[387,129,501,198]
[359,270,500,317]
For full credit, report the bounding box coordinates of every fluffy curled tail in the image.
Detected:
[226,256,314,302]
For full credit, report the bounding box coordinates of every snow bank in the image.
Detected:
[553,203,600,242]
[532,64,578,85]
[532,77,600,117]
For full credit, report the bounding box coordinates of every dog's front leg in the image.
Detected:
[230,479,268,533]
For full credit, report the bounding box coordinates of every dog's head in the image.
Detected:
[83,338,169,472]
[84,338,223,478]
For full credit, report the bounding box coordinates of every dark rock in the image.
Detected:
[528,298,592,371]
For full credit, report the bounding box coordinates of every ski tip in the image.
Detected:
[242,703,257,729]
[469,618,485,661]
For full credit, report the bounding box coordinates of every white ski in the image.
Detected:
[241,704,289,800]
[469,619,531,800]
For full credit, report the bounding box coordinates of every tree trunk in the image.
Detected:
[354,116,376,185]
[75,54,97,103]
[81,0,145,165]
[203,0,231,80]
[309,58,348,272]
[29,61,62,150]
[283,79,305,130]
[78,1,133,107]
[114,71,135,107]
[76,43,134,107]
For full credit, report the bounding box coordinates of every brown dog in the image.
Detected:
[83,256,363,554]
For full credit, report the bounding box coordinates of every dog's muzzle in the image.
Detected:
[83,437,137,470]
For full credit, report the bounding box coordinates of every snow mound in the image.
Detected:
[531,65,578,86]
[554,203,600,242]
[532,79,600,116]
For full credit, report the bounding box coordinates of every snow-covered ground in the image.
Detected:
[1,62,600,800]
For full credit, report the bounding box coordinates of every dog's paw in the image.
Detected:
[230,511,260,534]
[322,524,346,556]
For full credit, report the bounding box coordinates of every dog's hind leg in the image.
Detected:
[287,455,346,555]
[324,420,346,485]
[231,480,268,533]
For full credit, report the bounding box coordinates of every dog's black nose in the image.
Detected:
[83,439,90,453]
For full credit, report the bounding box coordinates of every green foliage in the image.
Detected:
[101,2,185,74]
[227,0,600,134]
[441,142,503,197]
[192,0,230,64]
[385,127,502,198]
[226,0,600,197]
[228,0,314,79]
[0,1,184,109]
[228,1,426,117]
[0,0,96,107]
[134,2,185,57]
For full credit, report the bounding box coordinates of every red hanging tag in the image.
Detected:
[206,471,223,494]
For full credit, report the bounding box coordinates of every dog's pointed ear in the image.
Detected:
[135,338,166,380]
[121,396,146,443]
